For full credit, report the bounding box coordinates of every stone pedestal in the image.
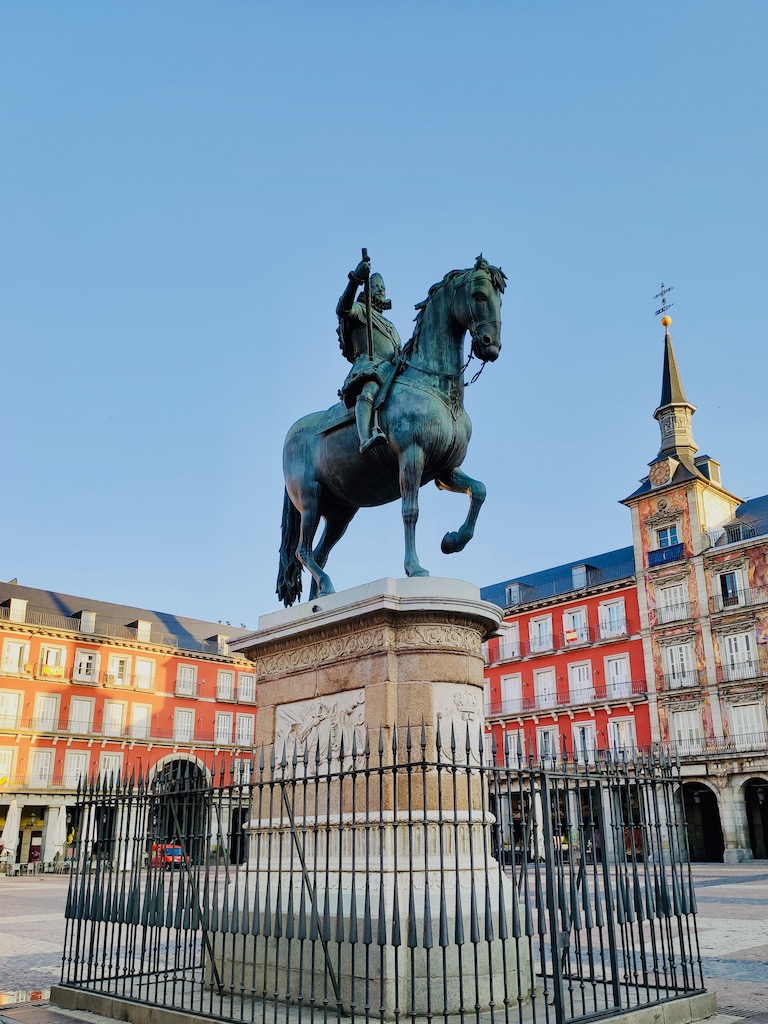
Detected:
[221,578,531,1018]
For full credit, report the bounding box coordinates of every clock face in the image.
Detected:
[650,461,671,486]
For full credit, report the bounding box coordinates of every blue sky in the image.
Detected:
[1,2,765,627]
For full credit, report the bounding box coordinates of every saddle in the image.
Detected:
[316,357,404,438]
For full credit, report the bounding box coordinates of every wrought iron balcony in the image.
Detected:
[647,543,685,567]
[705,516,768,550]
[485,678,647,718]
[716,657,768,684]
[664,730,768,758]
[651,602,692,626]
[662,669,702,691]
[710,586,768,613]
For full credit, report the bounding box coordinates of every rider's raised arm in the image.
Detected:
[336,258,370,318]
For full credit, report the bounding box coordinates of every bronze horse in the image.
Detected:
[277,257,506,606]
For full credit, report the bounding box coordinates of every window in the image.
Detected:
[176,664,197,696]
[0,748,16,784]
[572,723,596,765]
[238,673,256,703]
[28,749,54,786]
[605,655,631,698]
[69,697,94,734]
[537,727,560,762]
[729,703,765,750]
[106,655,131,687]
[99,752,123,783]
[608,718,636,756]
[215,712,233,745]
[217,670,235,700]
[671,709,703,755]
[722,632,755,681]
[498,623,520,660]
[568,662,593,703]
[658,526,679,548]
[102,701,126,737]
[504,729,525,766]
[64,751,89,788]
[33,694,59,731]
[529,616,553,654]
[718,570,742,609]
[235,714,255,746]
[1,639,29,674]
[562,608,589,645]
[39,645,67,679]
[233,759,252,785]
[134,658,155,690]
[73,649,100,683]
[663,643,696,689]
[500,673,523,713]
[0,692,21,729]
[173,709,195,742]
[8,598,27,623]
[130,704,152,740]
[598,599,626,639]
[483,679,491,712]
[656,583,688,623]
[534,667,556,709]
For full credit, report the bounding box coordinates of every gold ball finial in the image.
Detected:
[661,315,672,328]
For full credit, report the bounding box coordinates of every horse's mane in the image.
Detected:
[402,256,507,358]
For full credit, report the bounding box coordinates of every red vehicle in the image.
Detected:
[150,843,188,869]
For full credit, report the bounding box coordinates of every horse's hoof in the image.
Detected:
[406,568,430,578]
[441,531,461,554]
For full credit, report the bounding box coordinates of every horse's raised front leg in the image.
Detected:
[436,466,487,553]
[399,445,429,578]
[308,503,357,600]
[296,487,336,599]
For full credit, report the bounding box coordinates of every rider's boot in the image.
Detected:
[356,394,386,454]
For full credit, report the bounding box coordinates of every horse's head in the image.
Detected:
[452,255,506,363]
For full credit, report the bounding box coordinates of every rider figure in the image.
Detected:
[337,256,401,454]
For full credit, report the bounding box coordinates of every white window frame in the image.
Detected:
[99,752,123,783]
[498,622,521,660]
[716,568,745,609]
[238,673,256,703]
[134,657,155,691]
[1,638,30,675]
[235,713,254,747]
[102,700,127,738]
[63,750,89,788]
[73,649,100,684]
[504,728,525,767]
[663,642,696,689]
[69,696,95,734]
[721,631,755,681]
[39,644,67,679]
[533,667,556,710]
[572,723,596,765]
[656,582,688,624]
[215,712,233,745]
[729,702,765,750]
[598,598,626,639]
[0,691,21,730]
[568,661,593,703]
[605,654,631,698]
[176,664,197,697]
[33,694,60,732]
[173,708,195,742]
[130,703,152,740]
[500,673,523,713]
[28,749,54,786]
[658,525,679,549]
[562,607,589,646]
[0,747,16,784]
[670,709,703,755]
[608,717,636,756]
[217,670,235,701]
[536,726,560,762]
[106,654,132,688]
[529,616,553,654]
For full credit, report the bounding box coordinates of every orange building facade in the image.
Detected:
[0,583,255,868]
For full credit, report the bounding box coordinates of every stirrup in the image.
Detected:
[360,432,386,454]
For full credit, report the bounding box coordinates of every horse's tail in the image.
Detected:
[276,489,303,607]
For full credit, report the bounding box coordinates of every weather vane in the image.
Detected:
[654,282,674,318]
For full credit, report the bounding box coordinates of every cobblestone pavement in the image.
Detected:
[0,865,766,1018]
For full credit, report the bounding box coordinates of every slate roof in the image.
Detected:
[480,545,635,610]
[0,581,248,651]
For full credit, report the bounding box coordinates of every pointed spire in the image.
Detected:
[658,325,688,407]
[652,315,697,459]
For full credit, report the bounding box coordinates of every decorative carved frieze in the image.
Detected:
[644,505,684,528]
[274,688,366,759]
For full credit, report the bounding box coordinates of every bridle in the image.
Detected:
[451,269,501,386]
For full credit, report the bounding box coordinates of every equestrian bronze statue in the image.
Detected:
[277,253,506,607]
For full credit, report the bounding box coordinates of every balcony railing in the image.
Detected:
[485,678,647,718]
[663,730,768,759]
[662,669,702,691]
[0,714,253,747]
[710,586,768,613]
[652,602,692,625]
[647,543,685,567]
[705,516,768,550]
[716,657,768,684]
[486,620,633,665]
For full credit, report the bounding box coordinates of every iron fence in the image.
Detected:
[59,726,704,1024]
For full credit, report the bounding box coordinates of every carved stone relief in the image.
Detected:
[433,683,485,763]
[274,689,366,762]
